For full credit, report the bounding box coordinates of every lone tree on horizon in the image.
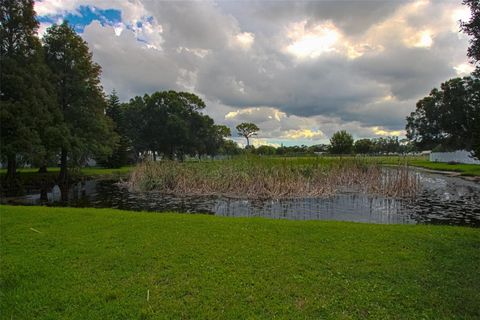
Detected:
[236,122,259,148]
[329,130,354,154]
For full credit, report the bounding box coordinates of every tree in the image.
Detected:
[354,139,373,154]
[462,0,480,67]
[461,0,480,157]
[219,140,242,155]
[256,145,276,155]
[236,122,259,147]
[43,22,116,184]
[0,0,62,193]
[122,91,227,160]
[406,76,480,152]
[329,130,354,154]
[101,90,131,168]
[205,125,231,156]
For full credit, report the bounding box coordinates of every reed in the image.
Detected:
[127,156,420,199]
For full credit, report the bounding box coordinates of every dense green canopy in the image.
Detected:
[329,130,354,154]
[121,91,231,160]
[406,76,480,153]
[43,22,116,182]
[0,0,63,182]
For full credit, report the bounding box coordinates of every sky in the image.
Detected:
[34,0,474,147]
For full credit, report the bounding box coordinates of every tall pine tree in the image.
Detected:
[102,90,131,168]
[43,22,116,184]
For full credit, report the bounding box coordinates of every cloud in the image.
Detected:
[35,0,473,145]
[372,127,404,137]
[281,129,324,140]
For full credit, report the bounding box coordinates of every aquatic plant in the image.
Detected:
[127,157,420,199]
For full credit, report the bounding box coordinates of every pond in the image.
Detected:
[2,169,479,227]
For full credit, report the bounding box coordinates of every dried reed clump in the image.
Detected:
[127,159,420,199]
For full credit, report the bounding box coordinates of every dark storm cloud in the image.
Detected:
[218,1,404,36]
[41,0,471,138]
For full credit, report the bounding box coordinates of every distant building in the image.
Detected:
[430,150,480,165]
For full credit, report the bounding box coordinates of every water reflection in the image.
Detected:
[2,170,479,227]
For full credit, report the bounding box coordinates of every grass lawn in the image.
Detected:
[406,160,480,176]
[1,206,479,319]
[353,156,480,176]
[0,166,133,177]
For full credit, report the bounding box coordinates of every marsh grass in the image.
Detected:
[128,156,419,199]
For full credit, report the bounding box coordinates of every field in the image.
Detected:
[1,205,479,319]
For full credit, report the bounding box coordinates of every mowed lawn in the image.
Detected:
[1,206,479,319]
[408,160,480,176]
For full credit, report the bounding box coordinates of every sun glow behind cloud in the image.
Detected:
[372,127,404,137]
[281,129,324,140]
[234,32,255,49]
[285,21,340,59]
[410,30,433,48]
[454,63,475,75]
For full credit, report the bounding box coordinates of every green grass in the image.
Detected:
[1,206,479,319]
[406,160,480,176]
[0,166,133,177]
[342,155,480,176]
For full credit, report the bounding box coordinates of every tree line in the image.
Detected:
[102,90,232,167]
[237,131,414,156]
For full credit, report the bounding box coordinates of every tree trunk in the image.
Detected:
[246,137,250,147]
[38,164,47,173]
[6,155,17,180]
[58,148,68,185]
[152,151,156,162]
[5,155,24,196]
[60,183,69,202]
[39,185,48,202]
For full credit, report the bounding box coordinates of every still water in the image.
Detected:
[3,170,480,226]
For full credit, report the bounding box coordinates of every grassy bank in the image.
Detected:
[0,166,133,177]
[1,206,479,319]
[354,156,480,176]
[405,160,480,176]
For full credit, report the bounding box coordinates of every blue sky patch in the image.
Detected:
[38,6,122,33]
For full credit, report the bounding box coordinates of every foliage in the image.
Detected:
[0,0,63,190]
[218,140,242,156]
[2,205,480,319]
[43,22,117,183]
[406,76,480,153]
[255,145,277,155]
[462,0,480,66]
[354,139,373,154]
[236,122,259,147]
[329,130,354,154]
[100,91,132,168]
[122,91,229,159]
